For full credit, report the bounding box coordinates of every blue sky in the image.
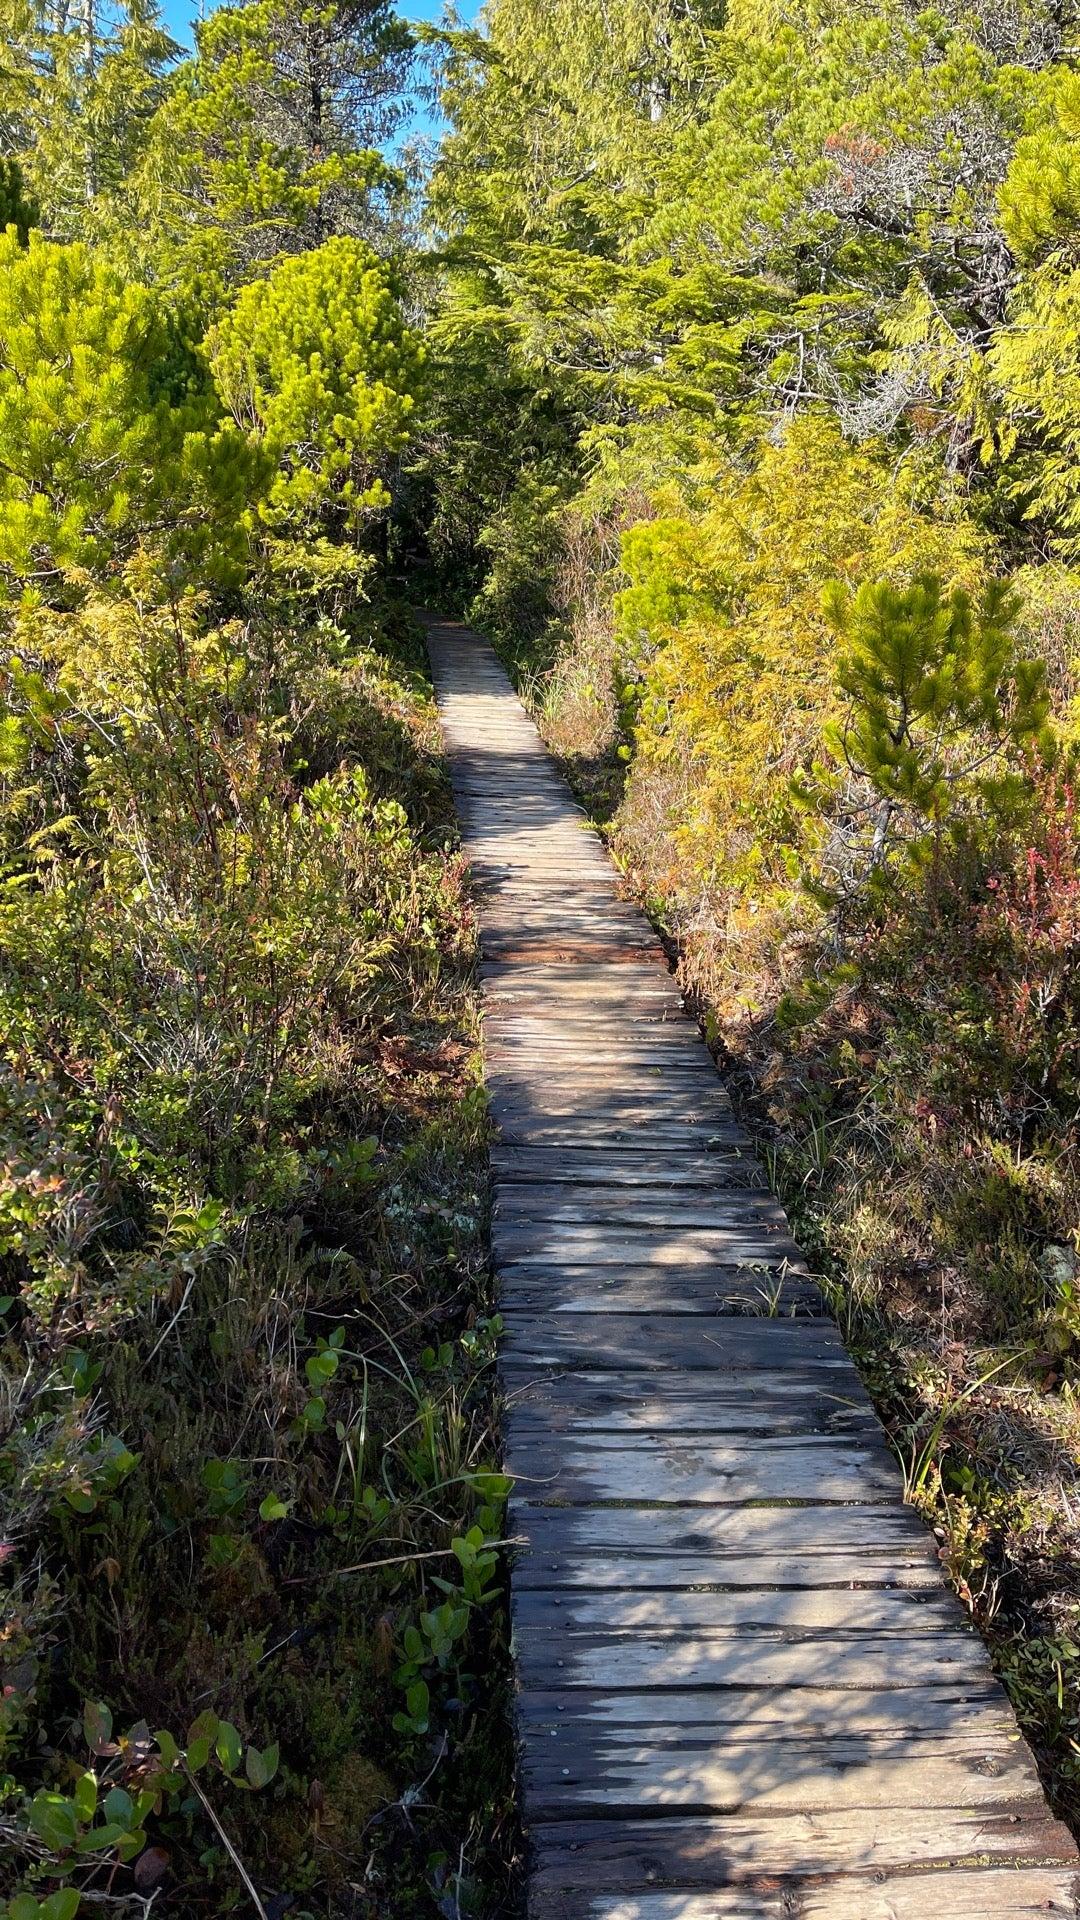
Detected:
[160,1,479,49]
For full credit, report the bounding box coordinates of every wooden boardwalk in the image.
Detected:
[424,615,1080,1920]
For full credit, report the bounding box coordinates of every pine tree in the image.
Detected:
[999,69,1080,265]
[0,0,178,246]
[207,235,423,535]
[0,228,258,610]
[0,157,36,239]
[146,0,412,293]
[816,573,1051,879]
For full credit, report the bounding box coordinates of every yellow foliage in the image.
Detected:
[1011,559,1080,738]
[617,416,989,969]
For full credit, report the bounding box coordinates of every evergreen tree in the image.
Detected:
[817,573,1051,880]
[0,156,36,238]
[146,0,413,293]
[208,235,423,535]
[0,228,257,612]
[0,0,177,245]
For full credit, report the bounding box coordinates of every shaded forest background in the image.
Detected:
[3,0,1080,1915]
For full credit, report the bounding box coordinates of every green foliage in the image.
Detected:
[0,229,257,604]
[604,417,990,950]
[209,237,424,533]
[0,6,510,1914]
[992,256,1080,552]
[9,1699,278,1893]
[145,0,410,292]
[1000,70,1080,264]
[0,0,178,259]
[0,584,499,1908]
[0,159,36,241]
[4,1894,80,1920]
[807,573,1052,889]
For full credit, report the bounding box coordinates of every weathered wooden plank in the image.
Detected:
[504,1373,879,1437]
[493,1188,786,1226]
[513,1585,960,1633]
[515,1682,1010,1736]
[470,880,641,899]
[486,1005,692,1029]
[497,1267,821,1315]
[500,1313,850,1372]
[484,1029,703,1044]
[439,735,561,751]
[537,1870,1080,1918]
[479,907,656,928]
[527,1811,1079,1890]
[490,1148,763,1186]
[484,1030,703,1053]
[485,1048,718,1076]
[486,1063,726,1089]
[522,1728,1043,1815]
[474,872,619,888]
[482,970,679,997]
[514,1629,990,1693]
[488,1115,740,1146]
[478,924,662,950]
[475,875,640,894]
[480,998,680,1013]
[480,940,664,960]
[493,1123,750,1150]
[488,1103,736,1132]
[493,1124,748,1152]
[483,1018,705,1041]
[486,1083,733,1109]
[484,1003,696,1021]
[510,1501,928,1560]
[482,937,666,963]
[511,1689,1014,1758]
[513,1550,937,1588]
[493,1225,807,1269]
[503,1435,899,1505]
[484,977,679,999]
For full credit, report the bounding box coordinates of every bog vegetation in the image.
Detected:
[3,0,1080,1913]
[0,6,509,1917]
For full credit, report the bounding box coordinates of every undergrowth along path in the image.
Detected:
[423,613,1080,1920]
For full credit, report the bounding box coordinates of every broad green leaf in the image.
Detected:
[41,1895,81,1920]
[244,1741,279,1788]
[103,1787,133,1825]
[28,1790,79,1852]
[73,1771,97,1822]
[215,1720,243,1774]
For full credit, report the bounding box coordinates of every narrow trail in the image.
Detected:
[424,614,1080,1919]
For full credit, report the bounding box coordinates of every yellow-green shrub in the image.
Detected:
[208,238,424,535]
[614,417,990,998]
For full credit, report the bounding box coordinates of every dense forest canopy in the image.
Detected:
[3,0,1080,1914]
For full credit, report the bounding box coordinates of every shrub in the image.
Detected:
[208,238,425,536]
[0,230,258,604]
[798,573,1053,907]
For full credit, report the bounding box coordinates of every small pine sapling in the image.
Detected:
[795,572,1053,905]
